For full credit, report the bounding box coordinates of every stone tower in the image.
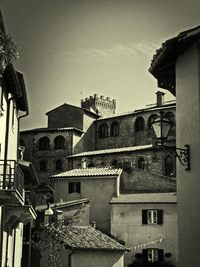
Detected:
[81,94,116,117]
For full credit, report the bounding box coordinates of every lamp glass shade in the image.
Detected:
[152,116,172,141]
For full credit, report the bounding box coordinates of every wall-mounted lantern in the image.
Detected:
[152,111,190,171]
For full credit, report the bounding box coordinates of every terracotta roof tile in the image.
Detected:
[51,167,122,178]
[110,192,177,204]
[48,226,129,252]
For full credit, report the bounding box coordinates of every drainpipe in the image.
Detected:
[0,205,5,266]
[68,251,74,267]
[17,110,29,161]
[3,96,15,188]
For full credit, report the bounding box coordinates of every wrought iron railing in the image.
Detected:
[0,160,24,198]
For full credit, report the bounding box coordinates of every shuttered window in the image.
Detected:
[143,248,164,263]
[142,209,163,225]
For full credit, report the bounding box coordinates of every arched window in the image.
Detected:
[138,157,145,170]
[165,112,175,124]
[39,160,47,171]
[111,121,120,137]
[147,114,158,129]
[99,123,109,138]
[38,137,50,151]
[135,117,145,132]
[165,155,174,176]
[54,135,65,149]
[56,160,62,171]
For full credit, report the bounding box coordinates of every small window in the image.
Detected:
[142,209,163,225]
[143,248,164,263]
[39,160,47,171]
[110,121,120,137]
[165,155,174,176]
[135,117,145,132]
[38,137,50,151]
[138,157,145,170]
[69,182,81,194]
[56,160,62,171]
[54,136,65,149]
[99,123,109,138]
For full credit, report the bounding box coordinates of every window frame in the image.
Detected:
[142,209,163,225]
[68,182,81,194]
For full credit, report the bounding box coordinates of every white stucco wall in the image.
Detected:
[176,41,200,267]
[111,203,178,266]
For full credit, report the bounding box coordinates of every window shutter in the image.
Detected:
[77,182,81,193]
[158,249,164,262]
[142,249,148,263]
[142,210,147,224]
[157,210,163,224]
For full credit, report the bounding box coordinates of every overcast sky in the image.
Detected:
[0,0,199,129]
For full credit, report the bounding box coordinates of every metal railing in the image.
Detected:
[0,160,24,197]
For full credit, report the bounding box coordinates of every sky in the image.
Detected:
[0,0,199,129]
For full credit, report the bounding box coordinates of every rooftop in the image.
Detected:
[47,225,129,252]
[20,127,83,134]
[51,167,122,178]
[97,101,175,121]
[35,198,90,212]
[110,192,177,204]
[68,144,154,158]
[149,25,200,94]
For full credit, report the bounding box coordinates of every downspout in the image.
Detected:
[17,110,29,161]
[68,251,74,267]
[3,96,15,188]
[0,205,5,266]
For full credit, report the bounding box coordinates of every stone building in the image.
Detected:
[20,92,176,190]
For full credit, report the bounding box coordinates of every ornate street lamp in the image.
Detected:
[152,111,190,171]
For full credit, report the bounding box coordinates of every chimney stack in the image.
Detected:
[156,91,165,107]
[81,158,87,169]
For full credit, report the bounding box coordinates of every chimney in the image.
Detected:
[81,158,87,168]
[156,91,165,106]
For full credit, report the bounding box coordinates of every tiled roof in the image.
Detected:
[68,144,153,158]
[35,198,90,212]
[20,127,83,134]
[48,225,129,252]
[110,192,177,204]
[51,167,122,178]
[97,102,175,121]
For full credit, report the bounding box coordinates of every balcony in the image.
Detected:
[0,160,25,204]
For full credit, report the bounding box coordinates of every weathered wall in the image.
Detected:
[47,104,84,130]
[96,107,175,150]
[111,203,178,267]
[176,42,200,267]
[54,176,118,233]
[69,149,176,192]
[69,250,124,267]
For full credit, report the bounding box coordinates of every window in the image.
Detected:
[110,121,120,137]
[165,155,174,177]
[165,112,175,124]
[147,114,158,129]
[38,137,50,151]
[138,157,145,170]
[143,248,164,263]
[142,209,163,225]
[68,182,81,194]
[135,117,145,132]
[39,160,47,171]
[55,160,62,171]
[54,136,65,149]
[98,123,109,138]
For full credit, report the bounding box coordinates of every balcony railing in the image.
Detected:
[0,160,24,197]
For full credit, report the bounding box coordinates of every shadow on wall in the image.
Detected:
[73,122,96,154]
